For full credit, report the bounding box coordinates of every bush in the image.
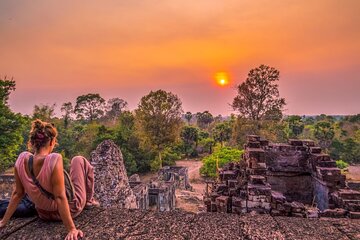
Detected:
[336,160,349,169]
[200,147,244,178]
[150,147,182,171]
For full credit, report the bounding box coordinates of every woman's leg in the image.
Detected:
[69,156,95,212]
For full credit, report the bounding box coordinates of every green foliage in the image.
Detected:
[0,78,26,173]
[74,93,106,121]
[314,121,335,149]
[231,117,259,146]
[135,89,183,168]
[105,98,128,122]
[335,160,349,169]
[61,102,73,129]
[198,137,215,154]
[344,114,360,123]
[212,121,232,146]
[196,111,214,129]
[200,147,244,178]
[180,125,199,157]
[184,111,193,124]
[341,138,360,164]
[285,115,304,138]
[32,104,56,122]
[232,64,285,121]
[113,111,154,174]
[0,76,16,105]
[150,147,181,171]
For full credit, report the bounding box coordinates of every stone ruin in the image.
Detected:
[129,166,192,212]
[204,135,360,219]
[91,140,137,209]
[158,166,192,190]
[92,140,190,212]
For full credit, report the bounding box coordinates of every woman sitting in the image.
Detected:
[0,119,98,240]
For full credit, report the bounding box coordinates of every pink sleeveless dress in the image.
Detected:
[15,151,94,220]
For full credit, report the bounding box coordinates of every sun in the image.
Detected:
[215,72,229,86]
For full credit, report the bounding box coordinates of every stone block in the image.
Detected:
[271,191,286,203]
[349,211,360,219]
[232,206,243,214]
[249,175,266,185]
[310,147,322,154]
[248,183,271,196]
[247,141,261,148]
[247,200,262,208]
[320,208,347,218]
[216,196,229,213]
[227,180,238,188]
[247,148,266,163]
[302,140,315,147]
[289,139,303,146]
[317,161,337,168]
[259,140,269,147]
[292,213,304,218]
[247,135,261,142]
[305,207,319,218]
[232,197,243,207]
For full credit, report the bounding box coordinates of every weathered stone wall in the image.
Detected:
[204,135,360,219]
[267,173,313,204]
[313,178,330,211]
[158,166,192,190]
[148,181,176,212]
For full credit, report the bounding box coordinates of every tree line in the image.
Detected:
[1,65,360,176]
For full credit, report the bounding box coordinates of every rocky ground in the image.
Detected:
[1,207,360,240]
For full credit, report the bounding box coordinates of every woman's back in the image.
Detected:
[15,151,61,220]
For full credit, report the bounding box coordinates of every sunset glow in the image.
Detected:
[0,1,359,116]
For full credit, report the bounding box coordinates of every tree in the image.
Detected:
[286,115,304,138]
[232,64,286,121]
[32,104,56,122]
[0,78,25,173]
[74,93,105,121]
[61,102,73,129]
[180,125,199,157]
[196,111,214,129]
[212,121,232,147]
[0,76,15,105]
[113,111,153,174]
[314,121,335,150]
[135,90,183,169]
[106,98,128,122]
[185,111,193,125]
[341,138,360,164]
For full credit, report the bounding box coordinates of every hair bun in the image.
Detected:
[33,119,44,130]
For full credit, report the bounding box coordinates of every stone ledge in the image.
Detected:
[1,208,360,240]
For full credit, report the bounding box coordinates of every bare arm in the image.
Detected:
[51,155,83,240]
[0,168,25,227]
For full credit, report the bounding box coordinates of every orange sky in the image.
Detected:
[1,0,359,116]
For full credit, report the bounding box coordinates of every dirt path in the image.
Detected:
[175,160,206,213]
[346,165,360,181]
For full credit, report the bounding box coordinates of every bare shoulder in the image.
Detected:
[48,153,63,171]
[49,153,63,160]
[15,151,32,166]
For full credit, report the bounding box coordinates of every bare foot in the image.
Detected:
[85,199,100,209]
